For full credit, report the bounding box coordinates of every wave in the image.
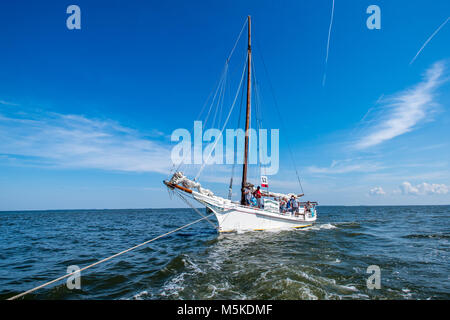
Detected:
[306,223,337,231]
[402,233,450,240]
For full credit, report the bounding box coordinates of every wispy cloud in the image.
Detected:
[410,17,449,65]
[0,100,19,106]
[355,61,447,149]
[0,110,172,173]
[307,159,383,174]
[322,0,335,87]
[398,181,449,195]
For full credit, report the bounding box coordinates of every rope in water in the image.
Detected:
[7,213,214,300]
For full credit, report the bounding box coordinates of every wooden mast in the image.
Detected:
[241,15,252,205]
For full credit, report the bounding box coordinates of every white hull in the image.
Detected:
[192,191,316,232]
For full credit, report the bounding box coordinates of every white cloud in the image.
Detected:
[0,110,172,174]
[369,186,386,196]
[355,61,447,149]
[399,181,449,195]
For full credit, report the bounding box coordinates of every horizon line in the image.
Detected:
[1,203,450,213]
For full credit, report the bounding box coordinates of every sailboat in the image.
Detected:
[164,16,318,232]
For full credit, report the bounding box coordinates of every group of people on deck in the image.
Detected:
[280,196,295,214]
[243,186,312,216]
[280,196,311,215]
[244,186,263,208]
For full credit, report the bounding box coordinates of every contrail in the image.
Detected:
[323,0,335,86]
[410,17,449,65]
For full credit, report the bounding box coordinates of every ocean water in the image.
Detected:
[0,206,448,300]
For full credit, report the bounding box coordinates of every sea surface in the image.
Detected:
[0,206,449,300]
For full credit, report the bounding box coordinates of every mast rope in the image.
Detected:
[195,54,248,181]
[252,59,268,188]
[227,68,246,199]
[196,65,225,122]
[171,68,223,176]
[254,36,304,194]
[227,18,248,63]
[7,213,214,300]
[171,64,228,176]
[204,64,228,130]
[210,65,227,132]
[173,18,247,176]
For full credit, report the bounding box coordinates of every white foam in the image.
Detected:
[182,256,205,274]
[319,223,337,229]
[306,223,337,231]
[159,272,186,298]
[338,284,358,292]
[401,288,413,298]
[132,290,149,300]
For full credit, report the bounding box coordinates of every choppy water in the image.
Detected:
[0,206,449,300]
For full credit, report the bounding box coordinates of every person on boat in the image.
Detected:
[289,195,299,215]
[244,187,252,206]
[305,201,311,213]
[284,197,289,213]
[309,201,315,217]
[253,186,262,208]
[279,198,287,213]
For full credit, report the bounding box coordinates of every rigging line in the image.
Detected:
[204,16,246,128]
[250,58,263,178]
[7,213,214,301]
[210,65,227,131]
[252,61,261,183]
[195,53,249,181]
[196,70,223,121]
[174,64,229,175]
[217,65,229,131]
[196,87,214,121]
[228,66,246,199]
[254,73,268,189]
[172,18,247,176]
[254,36,304,194]
[227,17,248,63]
[252,59,267,184]
[203,68,228,179]
[174,191,218,229]
[205,16,246,124]
[204,64,228,129]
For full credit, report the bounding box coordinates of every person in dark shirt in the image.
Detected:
[289,195,299,215]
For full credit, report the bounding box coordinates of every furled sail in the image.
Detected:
[169,172,215,197]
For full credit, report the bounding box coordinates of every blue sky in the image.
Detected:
[1,0,449,210]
